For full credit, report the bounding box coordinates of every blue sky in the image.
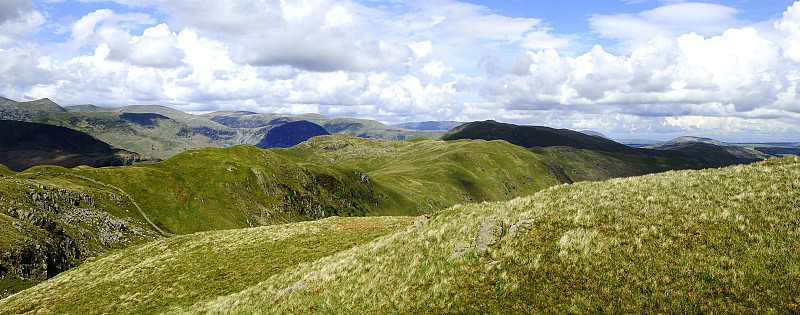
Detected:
[2,0,800,142]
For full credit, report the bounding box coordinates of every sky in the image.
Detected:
[1,0,800,142]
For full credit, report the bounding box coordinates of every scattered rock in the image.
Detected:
[449,219,506,261]
[507,220,533,238]
[276,281,305,298]
[405,214,431,231]
[473,219,505,254]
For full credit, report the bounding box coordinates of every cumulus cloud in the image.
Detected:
[0,0,44,46]
[162,0,412,72]
[0,0,32,24]
[482,27,789,116]
[2,0,800,141]
[70,10,183,68]
[0,46,54,89]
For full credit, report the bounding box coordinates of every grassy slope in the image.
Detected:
[0,216,412,314]
[171,156,798,313]
[280,135,705,209]
[5,136,707,237]
[17,145,404,235]
[278,136,561,210]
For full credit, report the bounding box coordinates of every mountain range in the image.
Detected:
[0,97,443,160]
[0,96,798,311]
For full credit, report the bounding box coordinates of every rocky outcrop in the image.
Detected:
[450,219,506,260]
[450,219,534,261]
[0,182,159,283]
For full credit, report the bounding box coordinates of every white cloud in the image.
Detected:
[409,40,432,59]
[422,61,447,79]
[2,0,800,141]
[163,0,412,72]
[106,23,184,68]
[776,2,800,65]
[0,0,44,46]
[482,27,790,116]
[70,9,154,46]
[590,2,743,49]
[70,10,182,68]
[0,46,54,89]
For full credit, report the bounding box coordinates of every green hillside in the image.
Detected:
[13,145,408,235]
[277,135,705,209]
[3,157,796,313]
[0,134,711,296]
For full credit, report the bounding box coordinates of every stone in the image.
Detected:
[473,219,505,254]
[507,220,533,238]
[405,214,431,231]
[449,219,506,261]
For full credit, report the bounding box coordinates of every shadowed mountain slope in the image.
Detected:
[255,121,330,149]
[0,120,158,171]
[442,120,648,154]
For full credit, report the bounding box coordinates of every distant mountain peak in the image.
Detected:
[646,136,768,160]
[0,97,66,112]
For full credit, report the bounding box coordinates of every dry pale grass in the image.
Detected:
[187,157,800,313]
[0,216,412,314]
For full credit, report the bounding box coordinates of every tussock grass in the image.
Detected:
[0,216,411,314]
[179,157,800,313]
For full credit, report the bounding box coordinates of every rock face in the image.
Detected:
[0,181,160,285]
[256,121,330,149]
